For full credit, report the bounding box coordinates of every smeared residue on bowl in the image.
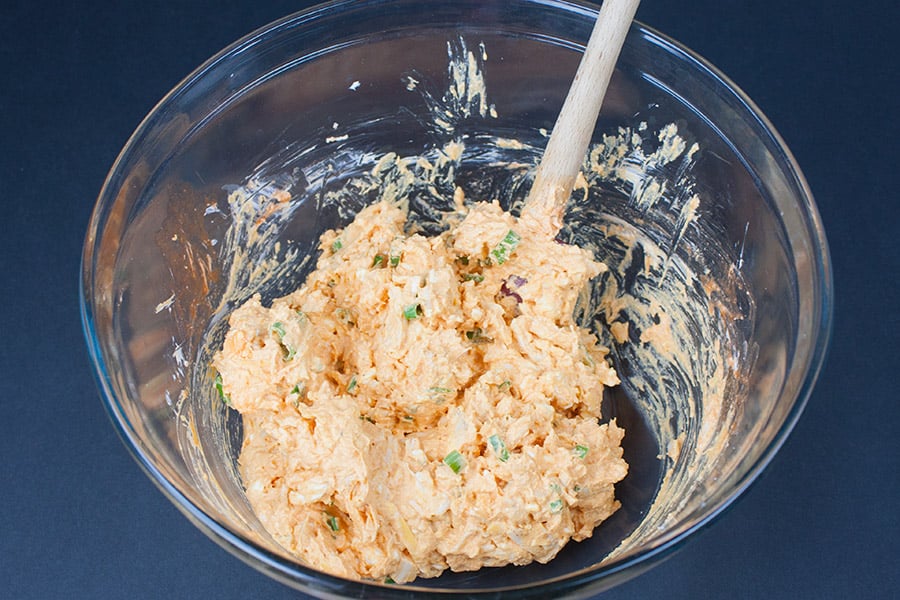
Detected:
[168,35,756,574]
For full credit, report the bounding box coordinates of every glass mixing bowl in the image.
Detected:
[81,0,832,597]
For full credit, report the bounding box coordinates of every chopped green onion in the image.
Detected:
[443,450,465,473]
[326,514,339,532]
[403,303,423,320]
[574,444,589,459]
[270,322,296,360]
[372,253,386,268]
[488,434,509,462]
[456,255,470,266]
[389,253,401,267]
[490,229,521,265]
[427,387,453,404]
[463,273,484,283]
[347,376,358,393]
[215,373,231,406]
[549,499,564,513]
[331,238,343,252]
[498,380,511,392]
[290,382,305,395]
[270,321,286,338]
[384,576,396,584]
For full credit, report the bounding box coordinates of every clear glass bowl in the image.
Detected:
[81,0,832,597]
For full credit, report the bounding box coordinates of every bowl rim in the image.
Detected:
[81,0,834,596]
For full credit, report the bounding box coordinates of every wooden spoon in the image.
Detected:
[521,0,640,234]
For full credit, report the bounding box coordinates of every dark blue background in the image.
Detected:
[2,1,897,598]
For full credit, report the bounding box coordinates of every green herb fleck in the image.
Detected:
[463,273,485,283]
[270,321,286,338]
[331,238,343,252]
[549,499,564,513]
[372,253,386,268]
[574,444,589,459]
[347,376,358,393]
[427,387,454,403]
[389,253,401,267]
[270,321,296,360]
[498,380,512,392]
[403,303,423,320]
[488,434,509,462]
[490,229,521,265]
[384,576,396,584]
[326,514,339,532]
[215,373,231,406]
[443,450,465,473]
[289,384,304,408]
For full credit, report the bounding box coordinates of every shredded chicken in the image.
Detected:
[214,195,627,583]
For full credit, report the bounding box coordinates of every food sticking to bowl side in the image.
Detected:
[82,2,831,598]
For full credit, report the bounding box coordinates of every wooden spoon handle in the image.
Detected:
[522,0,640,234]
